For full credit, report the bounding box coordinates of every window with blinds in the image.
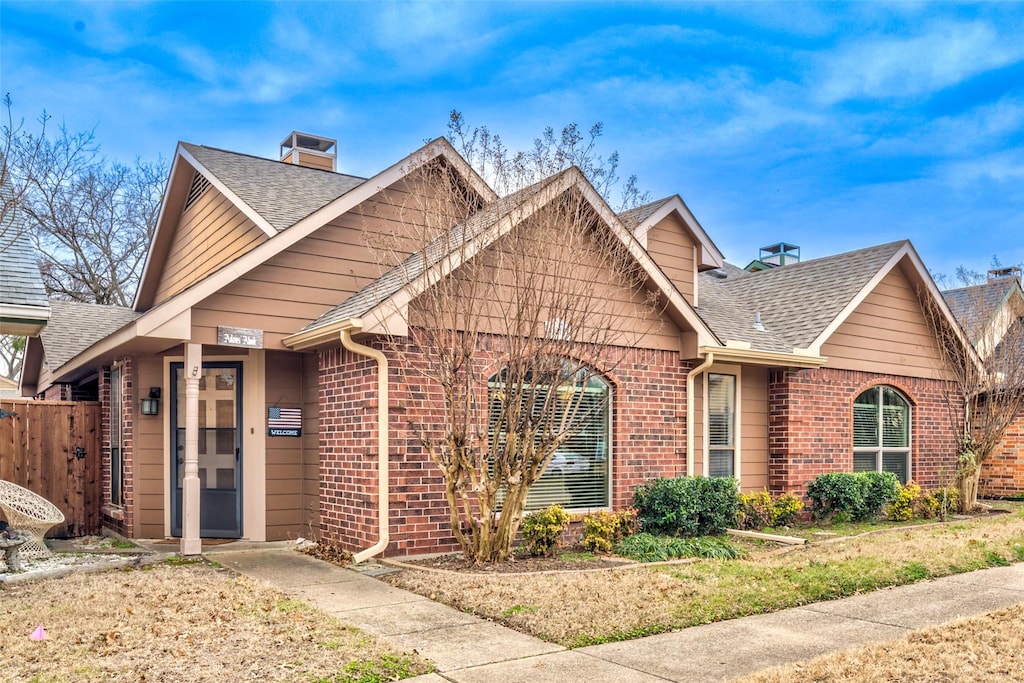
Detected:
[852,386,910,483]
[488,369,610,511]
[110,366,125,506]
[708,373,736,478]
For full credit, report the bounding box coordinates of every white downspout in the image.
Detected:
[340,327,390,564]
[686,352,714,477]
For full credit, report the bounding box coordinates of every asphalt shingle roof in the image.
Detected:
[181,143,365,232]
[41,301,140,369]
[942,277,1019,339]
[617,197,671,231]
[0,178,49,311]
[696,241,907,352]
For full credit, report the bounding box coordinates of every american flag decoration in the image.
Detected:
[268,407,302,437]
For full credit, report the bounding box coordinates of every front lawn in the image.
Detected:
[385,506,1024,647]
[1,559,431,682]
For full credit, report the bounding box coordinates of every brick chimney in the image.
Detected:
[280,131,337,172]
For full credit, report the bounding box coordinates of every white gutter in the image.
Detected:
[686,352,714,477]
[339,322,391,563]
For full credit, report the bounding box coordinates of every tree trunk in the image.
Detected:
[956,446,980,513]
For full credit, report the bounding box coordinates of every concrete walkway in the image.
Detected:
[206,546,1024,682]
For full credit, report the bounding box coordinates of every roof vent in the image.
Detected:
[988,266,1022,281]
[280,131,337,172]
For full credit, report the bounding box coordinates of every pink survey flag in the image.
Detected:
[30,625,46,641]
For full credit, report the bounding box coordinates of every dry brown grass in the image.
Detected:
[738,603,1024,682]
[385,509,1024,647]
[0,559,430,682]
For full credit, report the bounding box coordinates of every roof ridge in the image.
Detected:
[180,141,366,181]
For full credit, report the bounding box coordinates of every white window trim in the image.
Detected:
[852,385,912,482]
[703,363,742,483]
[487,369,614,512]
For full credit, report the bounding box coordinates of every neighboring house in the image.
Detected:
[943,270,1024,497]
[0,175,50,339]
[0,375,19,399]
[22,131,968,557]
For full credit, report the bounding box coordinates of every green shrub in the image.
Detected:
[862,472,901,517]
[806,472,900,521]
[633,476,739,536]
[886,481,921,521]
[581,509,637,553]
[521,505,571,557]
[772,492,804,527]
[737,489,805,530]
[614,532,744,562]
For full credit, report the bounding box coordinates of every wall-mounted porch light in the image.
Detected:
[140,387,161,416]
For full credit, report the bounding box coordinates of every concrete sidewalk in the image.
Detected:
[208,547,1024,682]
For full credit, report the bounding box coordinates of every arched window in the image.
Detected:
[853,385,911,483]
[487,368,611,510]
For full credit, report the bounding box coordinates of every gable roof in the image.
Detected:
[40,301,140,370]
[180,144,366,233]
[699,241,906,352]
[619,195,724,271]
[284,167,720,349]
[695,240,968,363]
[38,138,500,389]
[0,175,50,335]
[943,277,1023,340]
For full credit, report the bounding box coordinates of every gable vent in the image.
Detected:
[184,172,211,211]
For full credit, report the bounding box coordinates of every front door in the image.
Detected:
[171,362,242,538]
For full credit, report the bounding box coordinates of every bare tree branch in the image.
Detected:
[926,269,1024,511]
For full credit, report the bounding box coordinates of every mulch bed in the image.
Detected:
[392,549,633,573]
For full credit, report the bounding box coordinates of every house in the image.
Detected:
[943,269,1024,497]
[0,175,50,339]
[22,131,969,557]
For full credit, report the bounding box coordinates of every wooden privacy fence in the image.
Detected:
[0,399,102,537]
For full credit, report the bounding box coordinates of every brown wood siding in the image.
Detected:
[281,151,334,171]
[692,378,704,475]
[646,214,696,305]
[821,267,948,380]
[407,226,684,351]
[264,350,316,540]
[153,184,268,306]
[190,173,470,347]
[740,366,769,491]
[134,355,166,538]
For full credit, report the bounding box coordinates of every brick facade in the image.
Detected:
[317,332,691,557]
[768,367,959,494]
[100,356,135,536]
[980,410,1024,497]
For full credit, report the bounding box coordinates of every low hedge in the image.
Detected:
[633,476,739,536]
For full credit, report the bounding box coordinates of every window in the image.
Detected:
[488,367,610,510]
[708,373,736,477]
[110,366,125,506]
[853,385,911,483]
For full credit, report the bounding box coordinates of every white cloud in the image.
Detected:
[817,21,1024,103]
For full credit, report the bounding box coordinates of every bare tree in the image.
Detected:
[373,138,662,562]
[446,111,649,211]
[1,96,167,380]
[928,268,1024,511]
[11,123,167,306]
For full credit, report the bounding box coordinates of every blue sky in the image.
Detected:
[1,1,1022,279]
